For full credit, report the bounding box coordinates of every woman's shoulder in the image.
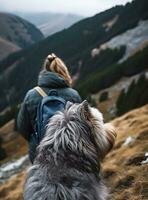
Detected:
[23,88,41,104]
[66,87,80,96]
[24,86,82,103]
[58,87,82,103]
[25,88,37,98]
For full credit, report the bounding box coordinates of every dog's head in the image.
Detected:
[39,100,116,161]
[65,100,116,159]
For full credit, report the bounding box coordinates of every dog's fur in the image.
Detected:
[24,101,116,200]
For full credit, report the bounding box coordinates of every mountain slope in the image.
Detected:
[0,104,147,200]
[92,20,148,63]
[0,12,44,48]
[103,104,148,200]
[0,0,148,111]
[77,44,148,97]
[90,71,148,120]
[0,37,21,60]
[0,120,27,162]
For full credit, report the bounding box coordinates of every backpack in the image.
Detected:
[34,86,66,144]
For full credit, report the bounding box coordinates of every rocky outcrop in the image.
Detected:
[92,19,148,62]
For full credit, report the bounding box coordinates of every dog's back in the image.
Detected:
[24,151,108,200]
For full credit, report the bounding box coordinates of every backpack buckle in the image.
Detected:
[49,90,58,96]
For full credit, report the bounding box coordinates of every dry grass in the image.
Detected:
[103,104,148,200]
[0,120,27,164]
[0,105,148,200]
[0,171,26,200]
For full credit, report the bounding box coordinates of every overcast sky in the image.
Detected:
[0,0,133,16]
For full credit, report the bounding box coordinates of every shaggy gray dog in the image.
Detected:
[24,100,116,200]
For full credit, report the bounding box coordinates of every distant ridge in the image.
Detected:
[14,12,83,37]
[0,12,44,48]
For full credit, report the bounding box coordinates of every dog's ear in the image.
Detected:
[65,101,73,110]
[80,100,91,119]
[81,100,89,111]
[104,123,117,153]
[95,123,117,160]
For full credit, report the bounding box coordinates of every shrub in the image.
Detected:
[99,91,109,102]
[0,105,19,127]
[0,136,7,160]
[116,74,148,116]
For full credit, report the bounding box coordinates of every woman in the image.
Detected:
[17,53,82,162]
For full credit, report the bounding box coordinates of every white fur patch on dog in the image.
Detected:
[90,107,104,122]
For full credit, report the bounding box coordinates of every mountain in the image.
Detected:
[15,12,83,37]
[0,104,147,199]
[0,0,148,113]
[39,14,84,37]
[0,12,44,48]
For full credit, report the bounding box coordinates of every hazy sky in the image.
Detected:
[0,0,133,16]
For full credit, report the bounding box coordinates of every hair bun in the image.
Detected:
[47,53,57,62]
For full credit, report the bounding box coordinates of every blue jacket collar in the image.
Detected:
[38,70,69,88]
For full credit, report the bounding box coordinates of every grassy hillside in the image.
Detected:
[0,0,148,112]
[0,12,44,48]
[103,104,148,200]
[0,104,147,200]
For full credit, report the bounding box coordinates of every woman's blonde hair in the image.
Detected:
[43,53,72,86]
